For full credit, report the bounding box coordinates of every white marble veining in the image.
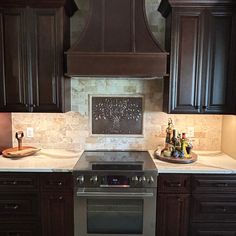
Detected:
[0,149,82,172]
[151,150,236,174]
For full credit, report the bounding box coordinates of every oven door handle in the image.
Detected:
[76,191,154,198]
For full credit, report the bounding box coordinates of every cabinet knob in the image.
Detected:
[58,182,62,186]
[217,183,228,187]
[25,104,29,108]
[202,105,207,110]
[177,198,182,202]
[59,196,63,200]
[216,207,227,213]
[169,183,182,187]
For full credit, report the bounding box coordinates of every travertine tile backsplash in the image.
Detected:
[12,79,222,151]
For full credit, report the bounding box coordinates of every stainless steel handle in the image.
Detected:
[77,191,154,198]
[100,185,130,188]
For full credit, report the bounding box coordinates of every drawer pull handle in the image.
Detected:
[216,207,227,213]
[4,204,19,210]
[3,181,17,185]
[169,183,182,187]
[216,183,228,187]
[48,181,63,186]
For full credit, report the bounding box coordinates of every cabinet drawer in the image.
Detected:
[0,223,40,236]
[191,223,236,236]
[192,175,236,193]
[192,194,236,222]
[0,173,39,191]
[158,174,191,193]
[0,194,39,220]
[40,173,72,192]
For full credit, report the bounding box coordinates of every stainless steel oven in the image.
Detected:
[73,151,158,236]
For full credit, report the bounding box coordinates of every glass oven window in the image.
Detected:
[87,199,143,234]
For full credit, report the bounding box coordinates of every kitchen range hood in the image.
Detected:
[66,0,168,77]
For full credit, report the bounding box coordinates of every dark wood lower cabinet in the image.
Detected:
[157,194,190,236]
[41,192,73,236]
[0,172,74,236]
[157,174,236,236]
[190,175,236,236]
[157,174,191,236]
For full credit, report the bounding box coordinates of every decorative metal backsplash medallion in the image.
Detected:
[91,96,143,135]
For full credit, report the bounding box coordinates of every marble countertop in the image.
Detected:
[0,149,82,172]
[0,149,236,174]
[151,150,236,174]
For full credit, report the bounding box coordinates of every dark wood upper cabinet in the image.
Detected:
[159,0,236,114]
[203,9,233,114]
[0,1,77,112]
[30,8,65,112]
[0,8,29,112]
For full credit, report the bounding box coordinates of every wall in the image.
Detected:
[0,113,12,153]
[222,116,236,159]
[12,79,222,151]
[11,0,223,151]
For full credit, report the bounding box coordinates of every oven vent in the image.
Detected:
[66,0,168,77]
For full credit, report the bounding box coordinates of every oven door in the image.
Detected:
[74,187,157,236]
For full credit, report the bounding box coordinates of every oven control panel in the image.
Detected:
[75,174,156,188]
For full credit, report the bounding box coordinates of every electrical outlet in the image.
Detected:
[26,127,34,138]
[187,127,195,138]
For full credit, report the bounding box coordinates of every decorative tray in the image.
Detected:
[2,146,40,158]
[154,151,198,164]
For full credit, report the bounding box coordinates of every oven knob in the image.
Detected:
[77,176,84,184]
[147,176,154,184]
[90,176,98,184]
[139,176,146,183]
[131,176,139,183]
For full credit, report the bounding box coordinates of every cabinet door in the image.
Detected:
[30,8,64,112]
[157,194,190,236]
[168,8,204,113]
[0,8,29,112]
[203,8,234,114]
[41,192,73,236]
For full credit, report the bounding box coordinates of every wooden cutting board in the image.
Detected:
[2,146,40,158]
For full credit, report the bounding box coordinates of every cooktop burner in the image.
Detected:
[73,150,156,172]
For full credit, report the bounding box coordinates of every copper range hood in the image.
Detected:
[66,0,168,77]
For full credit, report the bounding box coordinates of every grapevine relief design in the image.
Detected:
[91,97,143,135]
